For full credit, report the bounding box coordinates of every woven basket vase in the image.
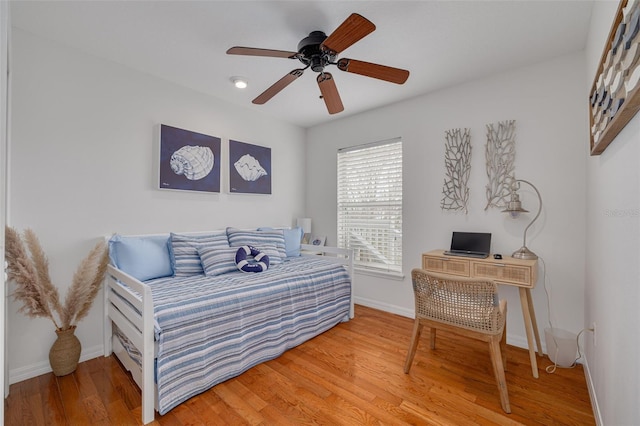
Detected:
[49,326,81,376]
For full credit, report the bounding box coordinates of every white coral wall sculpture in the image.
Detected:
[484,120,516,210]
[441,128,471,213]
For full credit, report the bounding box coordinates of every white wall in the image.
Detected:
[585,2,640,425]
[306,52,588,352]
[8,29,306,382]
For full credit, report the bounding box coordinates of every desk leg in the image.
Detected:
[519,287,539,378]
[525,288,543,356]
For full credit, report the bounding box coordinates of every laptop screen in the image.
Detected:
[450,232,492,254]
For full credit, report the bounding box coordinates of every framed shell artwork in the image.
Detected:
[229,140,272,194]
[159,124,221,193]
[590,0,640,155]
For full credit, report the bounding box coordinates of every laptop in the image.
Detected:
[444,232,492,259]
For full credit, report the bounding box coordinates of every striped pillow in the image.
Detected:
[226,227,286,262]
[169,232,229,276]
[248,243,282,265]
[197,246,238,277]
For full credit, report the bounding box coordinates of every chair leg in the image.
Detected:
[501,328,507,371]
[489,337,511,413]
[429,327,436,350]
[404,319,423,373]
[501,301,507,371]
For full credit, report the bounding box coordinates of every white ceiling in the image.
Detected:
[10,1,595,128]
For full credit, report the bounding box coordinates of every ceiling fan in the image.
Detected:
[226,13,410,115]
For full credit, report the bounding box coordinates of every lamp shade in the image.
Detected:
[502,191,529,218]
[296,218,312,234]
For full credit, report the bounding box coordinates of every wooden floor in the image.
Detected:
[5,305,595,425]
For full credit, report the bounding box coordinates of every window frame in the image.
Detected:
[337,137,403,277]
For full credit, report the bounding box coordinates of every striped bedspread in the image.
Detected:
[143,256,351,415]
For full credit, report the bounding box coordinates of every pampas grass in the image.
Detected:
[5,226,108,331]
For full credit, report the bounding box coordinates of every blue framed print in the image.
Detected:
[229,140,272,194]
[159,124,221,193]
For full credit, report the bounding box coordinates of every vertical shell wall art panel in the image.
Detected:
[590,0,640,155]
[159,124,221,193]
[441,128,471,213]
[484,120,516,210]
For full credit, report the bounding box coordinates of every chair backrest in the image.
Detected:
[411,269,504,334]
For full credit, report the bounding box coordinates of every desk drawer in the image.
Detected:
[471,262,532,287]
[422,255,470,277]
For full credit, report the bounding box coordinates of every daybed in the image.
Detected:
[103,228,354,424]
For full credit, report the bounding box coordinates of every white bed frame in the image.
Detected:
[103,239,354,425]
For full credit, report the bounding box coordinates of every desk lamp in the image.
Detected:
[502,179,542,260]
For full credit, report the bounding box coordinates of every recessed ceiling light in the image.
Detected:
[231,77,248,89]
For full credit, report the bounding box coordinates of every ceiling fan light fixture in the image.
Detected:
[231,77,248,89]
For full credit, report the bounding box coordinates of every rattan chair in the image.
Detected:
[404,269,510,413]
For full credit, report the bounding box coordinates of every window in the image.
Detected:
[337,138,402,275]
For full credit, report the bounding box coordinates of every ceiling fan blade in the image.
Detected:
[321,13,375,54]
[227,46,299,59]
[252,69,305,105]
[337,58,409,84]
[317,72,344,114]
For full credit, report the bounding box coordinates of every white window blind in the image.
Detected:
[337,138,402,274]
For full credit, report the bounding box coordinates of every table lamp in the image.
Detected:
[296,218,312,243]
[502,179,542,260]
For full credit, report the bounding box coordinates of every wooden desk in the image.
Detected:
[422,250,543,378]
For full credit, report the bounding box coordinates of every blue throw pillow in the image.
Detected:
[108,234,173,281]
[282,227,303,257]
[256,227,302,257]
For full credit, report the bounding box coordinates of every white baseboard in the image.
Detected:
[583,356,603,426]
[9,344,103,385]
[354,296,413,319]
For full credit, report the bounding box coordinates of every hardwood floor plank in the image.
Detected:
[269,356,333,400]
[168,402,203,425]
[212,382,266,424]
[75,360,100,398]
[281,351,380,402]
[239,364,326,425]
[83,393,110,424]
[107,357,141,411]
[5,305,595,425]
[27,392,47,426]
[38,373,67,425]
[182,394,227,426]
[222,379,269,412]
[6,381,41,426]
[255,404,300,426]
[106,399,139,426]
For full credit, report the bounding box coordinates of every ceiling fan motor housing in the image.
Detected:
[297,31,335,72]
